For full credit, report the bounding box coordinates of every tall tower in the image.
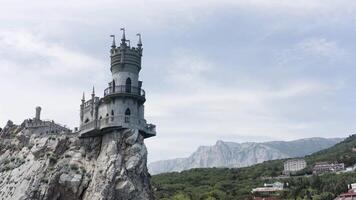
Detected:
[79,29,156,138]
[35,106,41,120]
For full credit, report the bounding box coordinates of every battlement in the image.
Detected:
[109,29,143,73]
[110,48,142,72]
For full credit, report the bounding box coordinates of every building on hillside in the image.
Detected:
[251,182,284,193]
[283,159,307,175]
[313,162,345,174]
[23,106,71,135]
[334,183,356,200]
[78,29,156,139]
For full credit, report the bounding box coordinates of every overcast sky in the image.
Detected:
[1,0,356,162]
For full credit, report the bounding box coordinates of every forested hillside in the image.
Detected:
[152,135,356,200]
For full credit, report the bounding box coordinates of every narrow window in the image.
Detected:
[112,80,116,92]
[125,108,131,123]
[125,78,131,93]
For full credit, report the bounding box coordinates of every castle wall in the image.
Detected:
[25,120,71,135]
[82,107,94,123]
[112,71,139,87]
[97,98,142,123]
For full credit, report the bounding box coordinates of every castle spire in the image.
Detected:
[92,86,95,97]
[82,92,85,103]
[110,35,116,48]
[120,28,126,45]
[137,33,142,48]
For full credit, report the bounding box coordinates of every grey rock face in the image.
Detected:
[0,123,154,200]
[148,138,343,175]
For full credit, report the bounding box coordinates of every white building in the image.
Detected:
[251,182,284,193]
[79,29,156,139]
[313,162,345,174]
[283,159,307,175]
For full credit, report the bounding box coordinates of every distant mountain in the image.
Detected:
[148,137,343,174]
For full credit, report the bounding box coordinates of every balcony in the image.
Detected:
[79,115,156,138]
[104,85,145,101]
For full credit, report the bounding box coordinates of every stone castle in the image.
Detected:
[79,28,156,139]
[23,106,71,135]
[0,29,156,200]
[21,28,157,140]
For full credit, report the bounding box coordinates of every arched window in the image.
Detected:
[125,78,131,93]
[111,110,114,121]
[125,108,131,123]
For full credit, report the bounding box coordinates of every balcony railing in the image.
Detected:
[79,115,156,137]
[104,85,145,98]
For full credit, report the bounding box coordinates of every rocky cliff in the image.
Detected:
[149,138,343,175]
[0,120,154,200]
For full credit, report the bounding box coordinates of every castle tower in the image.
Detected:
[35,106,41,120]
[79,29,156,138]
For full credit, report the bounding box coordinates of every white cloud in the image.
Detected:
[0,30,104,75]
[297,38,347,58]
[145,52,336,161]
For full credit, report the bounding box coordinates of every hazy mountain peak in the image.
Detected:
[148,137,343,175]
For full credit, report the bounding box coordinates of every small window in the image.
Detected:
[111,110,114,115]
[125,108,131,123]
[125,78,131,93]
[84,118,89,123]
[112,80,116,92]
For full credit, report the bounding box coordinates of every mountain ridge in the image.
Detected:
[149,137,343,174]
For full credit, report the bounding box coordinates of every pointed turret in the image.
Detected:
[92,86,95,98]
[120,28,126,45]
[82,92,85,103]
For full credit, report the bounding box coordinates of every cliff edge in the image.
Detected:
[0,120,154,200]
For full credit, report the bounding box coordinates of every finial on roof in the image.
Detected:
[92,86,95,95]
[82,92,85,101]
[120,28,126,44]
[137,33,142,47]
[110,35,116,48]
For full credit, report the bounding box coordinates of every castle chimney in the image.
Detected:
[35,106,41,120]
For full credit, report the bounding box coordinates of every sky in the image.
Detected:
[1,0,356,162]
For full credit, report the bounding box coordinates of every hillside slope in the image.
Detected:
[149,138,342,174]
